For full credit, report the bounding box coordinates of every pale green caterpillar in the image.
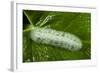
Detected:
[30,27,82,51]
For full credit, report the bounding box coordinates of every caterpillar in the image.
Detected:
[30,27,82,51]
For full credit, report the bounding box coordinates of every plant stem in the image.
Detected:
[23,27,35,32]
[23,11,34,26]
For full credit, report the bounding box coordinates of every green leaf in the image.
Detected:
[23,10,91,62]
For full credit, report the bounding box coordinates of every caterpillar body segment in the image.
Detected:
[30,27,82,51]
